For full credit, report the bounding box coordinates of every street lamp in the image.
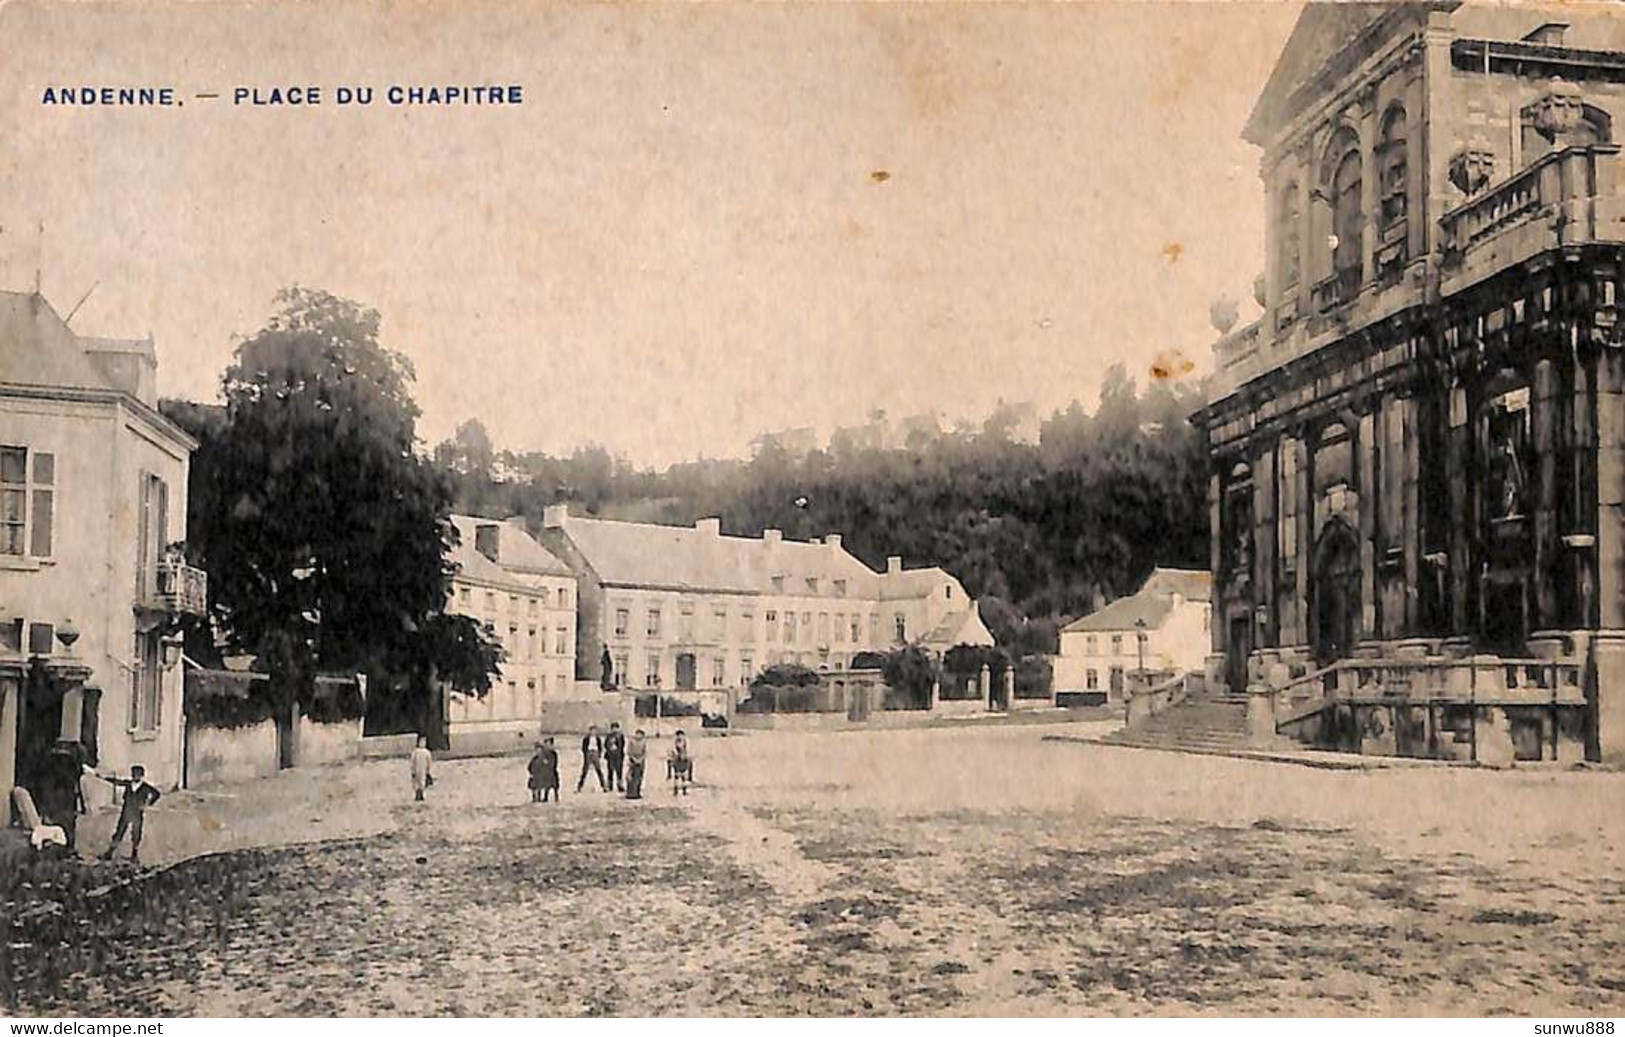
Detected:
[1134,617,1148,685]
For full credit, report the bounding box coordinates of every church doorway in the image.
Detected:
[1313,521,1360,665]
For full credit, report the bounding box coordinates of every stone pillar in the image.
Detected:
[1359,94,1380,287]
[1422,15,1456,258]
[1357,409,1379,640]
[1534,357,1562,629]
[1209,470,1224,656]
[978,663,992,709]
[1595,345,1625,631]
[1590,631,1625,764]
[1002,667,1015,711]
[1248,683,1277,748]
[0,670,17,828]
[930,678,941,711]
[1255,443,1278,648]
[1400,390,1423,635]
[1447,383,1473,634]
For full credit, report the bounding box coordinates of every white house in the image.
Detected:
[445,515,578,736]
[0,292,203,818]
[1054,569,1212,703]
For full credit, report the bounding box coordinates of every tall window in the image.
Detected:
[1377,106,1408,239]
[740,654,754,685]
[0,447,53,559]
[647,608,661,637]
[614,608,629,638]
[645,652,661,686]
[785,611,798,641]
[893,613,906,644]
[130,631,162,733]
[817,612,829,643]
[850,615,861,643]
[713,607,728,640]
[1326,130,1363,283]
[135,472,168,597]
[712,656,726,687]
[742,609,756,640]
[765,609,778,639]
[554,626,568,655]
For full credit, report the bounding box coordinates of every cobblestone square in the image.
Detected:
[9,724,1625,1016]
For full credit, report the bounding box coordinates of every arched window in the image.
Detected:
[1279,181,1301,287]
[1331,147,1363,277]
[1377,106,1408,237]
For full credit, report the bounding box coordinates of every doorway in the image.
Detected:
[675,654,697,691]
[1225,615,1251,696]
[1314,521,1360,665]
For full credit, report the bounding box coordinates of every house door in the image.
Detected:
[1314,522,1360,665]
[1226,615,1251,696]
[675,654,697,691]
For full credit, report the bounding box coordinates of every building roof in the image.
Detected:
[449,515,573,590]
[1243,3,1417,146]
[1061,568,1212,634]
[0,291,120,392]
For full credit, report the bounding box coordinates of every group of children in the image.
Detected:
[525,723,693,801]
[408,724,694,803]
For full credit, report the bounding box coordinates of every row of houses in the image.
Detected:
[0,286,1002,818]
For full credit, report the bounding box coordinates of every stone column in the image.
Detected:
[1359,92,1380,287]
[1254,443,1278,647]
[1447,382,1473,635]
[1209,470,1224,655]
[1593,340,1625,761]
[1534,357,1562,630]
[1400,389,1423,636]
[0,668,18,827]
[1422,14,1456,258]
[1357,408,1379,640]
[1248,683,1277,748]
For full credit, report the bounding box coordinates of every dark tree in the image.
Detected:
[179,288,500,755]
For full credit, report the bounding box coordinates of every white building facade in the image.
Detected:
[0,293,203,815]
[1054,569,1212,703]
[445,516,577,734]
[539,507,994,692]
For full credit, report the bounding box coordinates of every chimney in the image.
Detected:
[542,503,570,529]
[887,555,902,575]
[1171,592,1185,611]
[474,523,501,562]
[763,528,782,546]
[825,534,842,551]
[695,517,721,536]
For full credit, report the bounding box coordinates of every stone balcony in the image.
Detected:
[1211,144,1625,404]
[1439,143,1625,297]
[136,556,208,622]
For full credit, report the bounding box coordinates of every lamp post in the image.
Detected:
[1135,617,1148,687]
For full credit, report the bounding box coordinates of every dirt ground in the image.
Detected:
[9,723,1625,1016]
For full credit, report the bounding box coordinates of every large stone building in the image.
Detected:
[1194,4,1625,761]
[538,505,993,692]
[1054,569,1212,704]
[0,292,204,815]
[445,515,577,733]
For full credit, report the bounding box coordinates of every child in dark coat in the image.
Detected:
[99,765,161,865]
[528,737,560,803]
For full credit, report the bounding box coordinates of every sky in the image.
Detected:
[0,0,1300,467]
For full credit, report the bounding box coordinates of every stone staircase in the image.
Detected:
[1100,694,1255,754]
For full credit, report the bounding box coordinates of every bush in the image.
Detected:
[750,663,821,689]
[881,646,938,709]
[633,693,701,718]
[737,684,836,714]
[850,652,887,671]
[1014,655,1053,699]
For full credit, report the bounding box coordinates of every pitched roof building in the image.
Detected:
[1055,569,1212,703]
[538,505,993,691]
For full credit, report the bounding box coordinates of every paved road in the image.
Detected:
[12,725,1625,1015]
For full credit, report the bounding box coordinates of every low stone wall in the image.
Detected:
[1009,695,1053,712]
[186,716,362,788]
[932,698,986,718]
[297,715,361,767]
[187,722,280,788]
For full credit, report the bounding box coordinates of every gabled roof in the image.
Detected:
[918,606,995,650]
[1243,3,1426,146]
[0,291,120,392]
[1061,568,1212,634]
[449,515,573,589]
[557,516,886,595]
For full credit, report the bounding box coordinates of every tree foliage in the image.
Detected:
[164,288,501,746]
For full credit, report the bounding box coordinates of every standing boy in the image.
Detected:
[602,722,627,792]
[625,728,648,800]
[410,736,434,802]
[576,725,606,792]
[99,764,161,865]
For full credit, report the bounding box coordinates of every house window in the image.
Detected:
[26,622,53,656]
[539,587,551,606]
[554,626,568,655]
[1086,669,1099,690]
[0,446,54,559]
[785,612,798,641]
[679,600,695,639]
[528,598,539,616]
[485,591,497,610]
[645,653,661,686]
[806,577,819,594]
[1111,634,1123,655]
[647,608,661,637]
[869,613,878,644]
[740,654,754,684]
[834,613,845,643]
[613,652,629,686]
[945,585,953,600]
[135,472,169,598]
[1086,635,1098,655]
[850,615,861,643]
[1322,128,1362,293]
[712,656,725,687]
[770,575,785,593]
[817,613,829,643]
[833,579,847,596]
[764,609,777,639]
[458,587,471,605]
[558,588,570,609]
[528,627,538,661]
[130,631,162,733]
[713,607,727,640]
[615,608,630,638]
[742,609,756,640]
[894,614,906,644]
[508,623,518,642]
[508,594,519,612]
